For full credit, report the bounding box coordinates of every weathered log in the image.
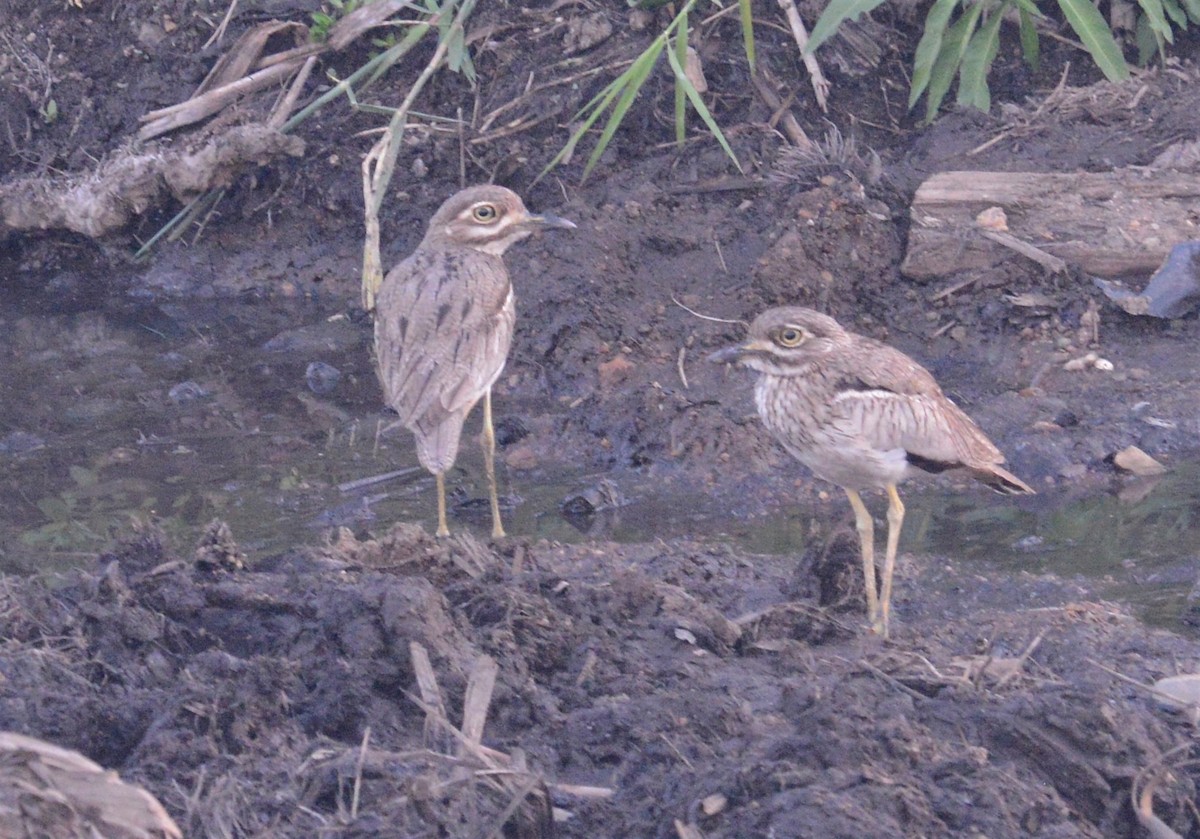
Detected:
[902,169,1200,280]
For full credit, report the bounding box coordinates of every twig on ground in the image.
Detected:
[750,66,813,149]
[776,0,830,112]
[670,295,746,326]
[994,629,1046,690]
[337,466,423,494]
[981,230,1069,274]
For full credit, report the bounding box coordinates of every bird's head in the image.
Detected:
[423,185,575,255]
[708,306,848,375]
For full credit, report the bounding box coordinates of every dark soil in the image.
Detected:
[3,1,1200,837]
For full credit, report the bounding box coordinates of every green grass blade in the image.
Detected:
[908,0,959,109]
[539,73,634,180]
[1160,0,1187,26]
[665,42,743,173]
[738,0,757,68]
[1017,6,1041,70]
[674,12,689,147]
[362,19,433,88]
[957,9,1003,111]
[1136,0,1175,41]
[1012,0,1048,17]
[923,5,983,123]
[581,41,665,180]
[807,0,890,53]
[1056,0,1131,80]
[1134,14,1159,62]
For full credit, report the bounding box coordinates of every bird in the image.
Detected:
[709,306,1034,637]
[374,185,575,538]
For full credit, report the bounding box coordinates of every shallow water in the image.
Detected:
[0,294,1195,630]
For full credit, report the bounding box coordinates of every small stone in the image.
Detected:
[598,355,635,389]
[564,12,613,54]
[305,361,342,395]
[0,431,45,454]
[1058,463,1087,480]
[168,381,209,404]
[505,444,539,471]
[628,9,653,30]
[1113,445,1166,476]
[975,206,1008,231]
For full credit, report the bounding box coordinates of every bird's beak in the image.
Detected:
[525,212,577,230]
[708,339,771,364]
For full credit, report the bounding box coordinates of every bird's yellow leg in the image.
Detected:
[482,389,506,539]
[435,472,450,538]
[843,488,878,630]
[879,483,906,639]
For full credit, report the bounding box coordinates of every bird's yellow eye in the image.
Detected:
[471,203,499,222]
[777,327,805,347]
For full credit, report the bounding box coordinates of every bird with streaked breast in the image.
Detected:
[374,185,575,538]
[710,306,1034,637]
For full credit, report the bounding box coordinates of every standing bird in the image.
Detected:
[374,185,575,538]
[710,306,1034,637]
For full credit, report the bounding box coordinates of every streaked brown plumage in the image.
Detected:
[374,185,574,537]
[710,306,1034,637]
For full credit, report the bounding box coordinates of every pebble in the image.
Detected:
[305,361,341,395]
[0,431,45,454]
[169,381,210,404]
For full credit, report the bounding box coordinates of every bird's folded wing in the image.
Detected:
[375,252,514,427]
[839,340,945,397]
[830,389,1005,468]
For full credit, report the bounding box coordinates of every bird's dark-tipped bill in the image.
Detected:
[708,339,770,364]
[528,212,576,230]
[707,345,745,364]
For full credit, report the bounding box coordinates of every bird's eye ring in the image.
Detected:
[777,327,805,347]
[472,203,499,222]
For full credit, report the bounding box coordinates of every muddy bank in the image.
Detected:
[0,523,1195,837]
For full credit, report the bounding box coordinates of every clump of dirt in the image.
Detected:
[0,522,1196,837]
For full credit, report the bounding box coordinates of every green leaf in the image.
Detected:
[908,0,959,109]
[1017,6,1041,71]
[1056,0,1131,80]
[1180,0,1200,24]
[70,465,98,488]
[581,41,666,181]
[1134,13,1159,62]
[1136,0,1175,42]
[957,9,1004,111]
[37,497,72,521]
[738,0,757,69]
[1160,0,1188,26]
[923,4,984,123]
[1012,0,1048,18]
[674,12,689,147]
[666,41,743,173]
[807,0,890,54]
[447,25,465,71]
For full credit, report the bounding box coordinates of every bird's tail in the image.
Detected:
[973,463,1036,495]
[414,415,466,476]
